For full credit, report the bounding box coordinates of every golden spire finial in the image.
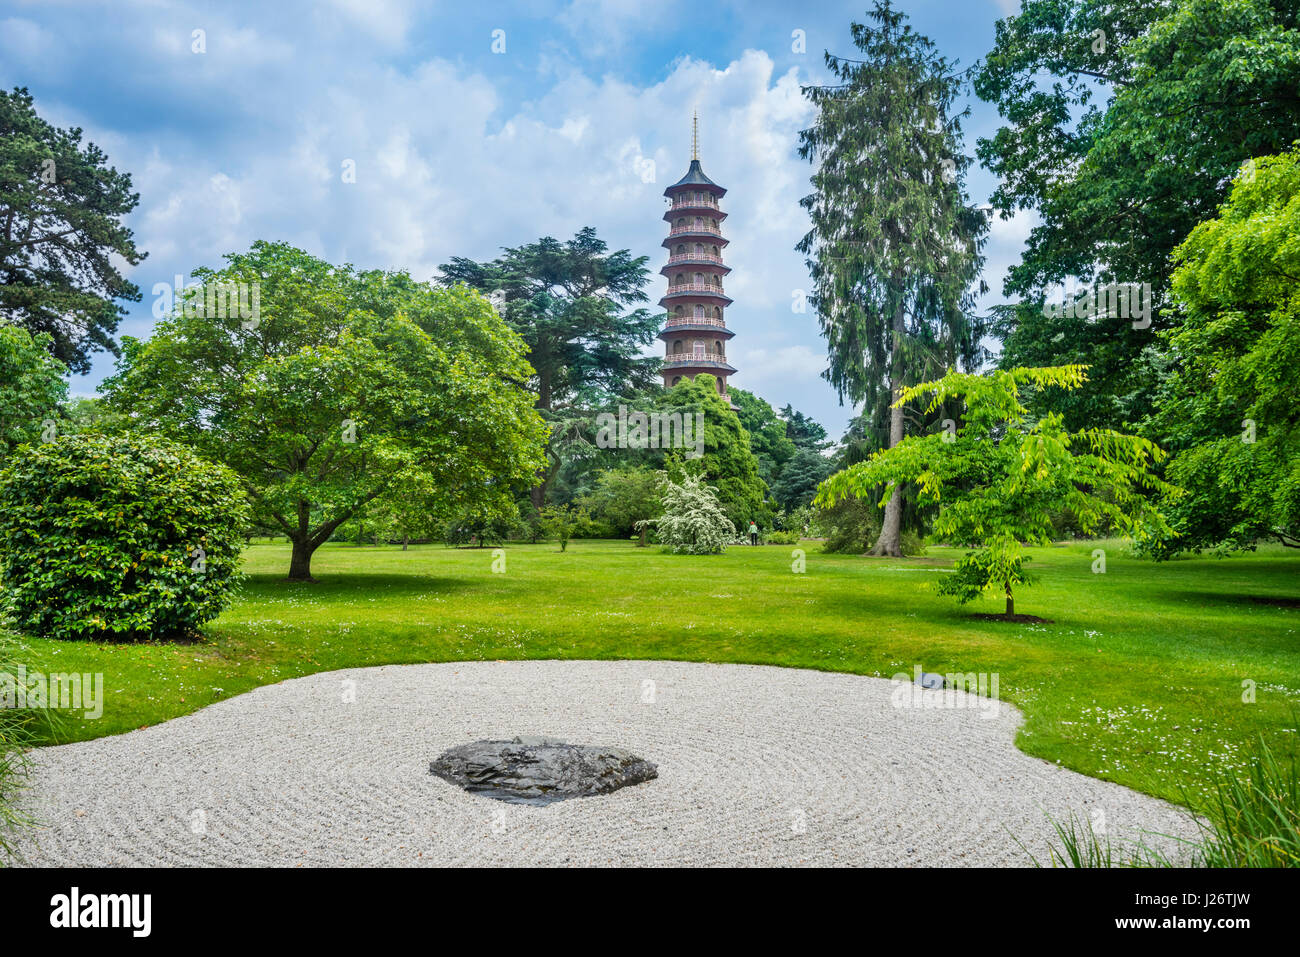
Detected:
[691,111,699,161]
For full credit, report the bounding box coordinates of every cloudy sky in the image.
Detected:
[1,0,1032,439]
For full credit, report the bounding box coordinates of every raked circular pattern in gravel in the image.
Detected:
[4,660,1201,867]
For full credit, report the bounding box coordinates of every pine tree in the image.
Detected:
[797,1,987,555]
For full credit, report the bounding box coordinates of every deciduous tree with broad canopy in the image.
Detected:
[1148,148,1300,552]
[102,241,547,581]
[817,366,1174,617]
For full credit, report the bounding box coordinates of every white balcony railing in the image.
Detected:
[668,224,723,237]
[665,316,727,328]
[665,253,725,266]
[664,282,726,296]
[664,351,728,365]
[670,196,720,211]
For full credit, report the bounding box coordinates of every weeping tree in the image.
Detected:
[797,0,988,555]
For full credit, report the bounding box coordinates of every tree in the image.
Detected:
[780,404,830,452]
[729,387,796,485]
[637,473,736,555]
[0,433,248,641]
[0,325,66,455]
[798,1,988,555]
[771,448,835,511]
[438,228,662,508]
[656,374,772,529]
[579,466,663,544]
[539,504,588,551]
[101,241,547,581]
[1147,148,1300,552]
[0,87,146,373]
[975,0,1300,430]
[817,366,1174,617]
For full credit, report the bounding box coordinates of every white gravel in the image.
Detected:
[3,660,1200,866]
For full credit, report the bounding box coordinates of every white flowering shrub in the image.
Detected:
[637,474,736,555]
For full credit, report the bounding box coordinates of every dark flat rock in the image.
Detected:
[430,737,658,806]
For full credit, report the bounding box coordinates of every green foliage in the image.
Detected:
[1147,148,1300,552]
[0,325,67,455]
[796,0,988,411]
[765,529,801,545]
[539,504,589,551]
[780,404,830,452]
[438,227,661,505]
[0,87,146,374]
[818,366,1174,614]
[771,448,834,511]
[976,0,1300,429]
[728,387,796,484]
[815,495,881,554]
[578,466,663,540]
[100,241,547,580]
[657,374,772,529]
[638,473,736,555]
[443,498,523,547]
[0,433,249,641]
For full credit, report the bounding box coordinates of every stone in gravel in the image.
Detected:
[918,672,946,689]
[430,736,658,806]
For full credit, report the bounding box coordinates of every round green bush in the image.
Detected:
[0,433,250,641]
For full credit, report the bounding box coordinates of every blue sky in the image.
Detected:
[0,0,1031,439]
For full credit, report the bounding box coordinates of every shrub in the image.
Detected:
[637,474,736,555]
[816,496,881,553]
[766,530,801,545]
[0,433,249,641]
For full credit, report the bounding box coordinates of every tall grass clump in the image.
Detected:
[0,630,37,857]
[1033,736,1300,867]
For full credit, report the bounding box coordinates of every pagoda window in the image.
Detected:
[675,273,685,285]
[676,244,685,255]
[711,219,719,230]
[694,304,705,318]
[714,341,723,354]
[674,306,684,317]
[712,306,722,319]
[712,246,719,257]
[694,243,704,256]
[694,272,704,284]
[693,341,706,358]
[672,339,683,353]
[694,216,703,228]
[671,377,681,386]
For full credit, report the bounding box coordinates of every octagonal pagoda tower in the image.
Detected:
[659,114,736,405]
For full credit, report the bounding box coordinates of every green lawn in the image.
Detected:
[10,538,1300,807]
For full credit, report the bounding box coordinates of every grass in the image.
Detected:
[1032,736,1300,867]
[7,537,1300,811]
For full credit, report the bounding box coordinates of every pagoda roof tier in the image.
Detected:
[662,232,728,249]
[660,288,732,307]
[660,355,738,375]
[664,160,726,196]
[660,259,731,277]
[664,206,727,224]
[658,322,734,341]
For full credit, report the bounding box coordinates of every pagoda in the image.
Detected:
[659,113,736,405]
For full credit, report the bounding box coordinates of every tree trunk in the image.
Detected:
[870,299,907,557]
[1005,584,1014,617]
[638,527,647,547]
[402,533,409,551]
[288,538,317,582]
